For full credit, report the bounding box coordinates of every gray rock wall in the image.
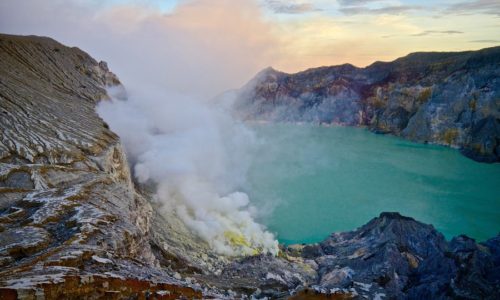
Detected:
[0,34,206,298]
[235,47,500,162]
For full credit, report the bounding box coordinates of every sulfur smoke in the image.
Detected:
[0,0,281,255]
[97,86,278,255]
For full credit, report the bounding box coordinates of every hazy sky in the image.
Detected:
[1,0,499,92]
[95,0,500,71]
[259,0,500,70]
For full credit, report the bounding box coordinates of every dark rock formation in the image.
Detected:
[284,212,500,299]
[235,47,500,162]
[1,33,498,299]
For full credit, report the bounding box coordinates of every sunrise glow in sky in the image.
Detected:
[1,0,499,94]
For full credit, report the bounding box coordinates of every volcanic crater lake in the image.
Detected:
[245,124,500,245]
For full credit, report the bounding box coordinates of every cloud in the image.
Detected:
[336,0,420,15]
[411,30,464,37]
[446,0,500,16]
[1,0,499,77]
[339,5,420,15]
[469,39,500,43]
[337,0,382,6]
[265,0,319,14]
[0,0,281,98]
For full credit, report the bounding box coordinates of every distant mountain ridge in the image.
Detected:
[235,46,500,162]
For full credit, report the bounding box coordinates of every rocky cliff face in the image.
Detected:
[0,34,207,299]
[0,34,498,299]
[235,47,500,162]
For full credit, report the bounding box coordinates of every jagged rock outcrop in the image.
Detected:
[285,212,499,299]
[1,34,498,299]
[235,47,500,162]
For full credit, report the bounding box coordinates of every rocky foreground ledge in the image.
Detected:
[0,34,499,299]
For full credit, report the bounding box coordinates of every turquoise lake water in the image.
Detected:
[245,124,500,244]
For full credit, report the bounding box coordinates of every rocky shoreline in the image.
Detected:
[234,47,500,163]
[0,34,498,299]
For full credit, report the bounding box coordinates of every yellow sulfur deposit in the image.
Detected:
[224,231,261,255]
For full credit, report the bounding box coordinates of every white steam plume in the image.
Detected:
[98,86,278,255]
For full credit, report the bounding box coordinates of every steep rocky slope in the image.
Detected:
[0,33,207,298]
[0,34,498,299]
[235,47,500,162]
